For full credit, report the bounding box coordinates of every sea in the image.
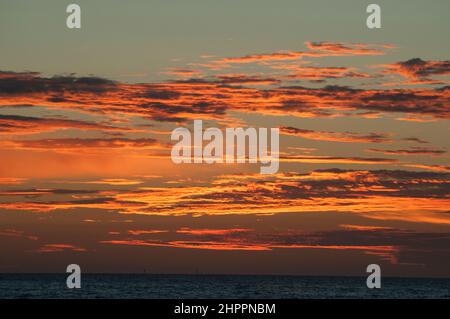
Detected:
[0,274,449,299]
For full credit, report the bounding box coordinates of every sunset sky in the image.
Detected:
[0,0,449,277]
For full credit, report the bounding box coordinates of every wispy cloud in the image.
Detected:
[367,147,446,156]
[281,126,391,143]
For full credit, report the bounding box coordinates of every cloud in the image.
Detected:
[0,228,38,241]
[0,177,27,185]
[384,58,450,80]
[402,137,429,144]
[279,66,371,80]
[274,85,450,119]
[280,155,397,164]
[0,188,99,197]
[395,116,437,123]
[128,230,168,235]
[84,179,145,186]
[176,228,254,236]
[402,164,450,172]
[213,52,310,65]
[0,114,131,135]
[339,224,394,231]
[100,224,450,266]
[305,42,394,55]
[281,126,391,143]
[212,74,281,85]
[2,137,163,152]
[162,68,203,78]
[1,71,449,121]
[100,239,271,251]
[210,42,391,66]
[36,244,87,253]
[4,169,448,226]
[367,147,446,156]
[0,71,116,95]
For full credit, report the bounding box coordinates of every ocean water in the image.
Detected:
[0,274,449,299]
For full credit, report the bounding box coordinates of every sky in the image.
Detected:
[0,1,449,277]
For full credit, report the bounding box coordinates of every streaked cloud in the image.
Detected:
[281,126,391,143]
[0,114,131,135]
[367,147,446,156]
[3,170,448,226]
[36,244,87,253]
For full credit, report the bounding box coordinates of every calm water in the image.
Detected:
[0,274,449,299]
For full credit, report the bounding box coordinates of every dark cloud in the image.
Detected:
[141,87,182,100]
[367,147,446,156]
[1,71,449,121]
[213,74,281,85]
[0,114,130,134]
[403,137,430,144]
[385,58,450,79]
[2,169,448,217]
[0,71,116,95]
[281,126,391,143]
[4,137,162,150]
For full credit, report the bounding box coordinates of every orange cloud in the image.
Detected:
[0,229,38,241]
[99,239,271,251]
[1,138,167,155]
[367,147,446,156]
[84,179,145,186]
[305,41,394,55]
[402,164,450,172]
[383,58,450,80]
[0,177,27,185]
[280,155,397,164]
[128,230,168,235]
[211,42,391,66]
[275,66,370,80]
[339,224,395,231]
[5,169,447,228]
[99,239,398,262]
[281,126,391,143]
[162,68,203,78]
[0,114,132,135]
[36,244,87,253]
[176,228,254,236]
[1,71,449,121]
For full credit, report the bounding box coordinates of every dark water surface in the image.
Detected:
[0,274,449,299]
